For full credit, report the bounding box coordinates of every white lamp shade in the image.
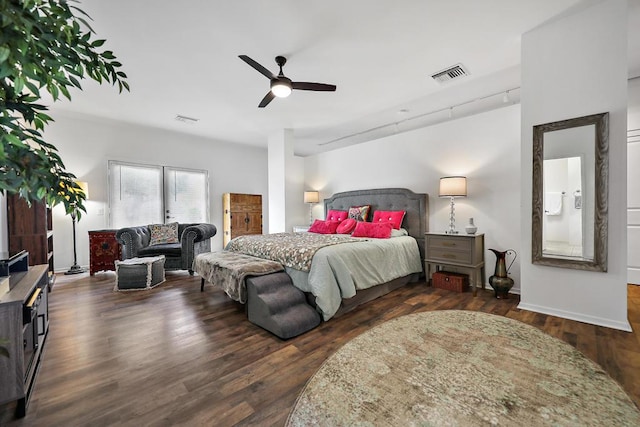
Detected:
[439,176,467,197]
[304,191,319,204]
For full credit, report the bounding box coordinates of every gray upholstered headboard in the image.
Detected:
[324,188,429,260]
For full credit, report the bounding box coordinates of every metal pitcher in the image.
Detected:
[488,249,517,299]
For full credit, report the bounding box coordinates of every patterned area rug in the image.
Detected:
[287,311,640,426]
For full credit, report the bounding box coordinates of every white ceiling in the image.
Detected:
[49,0,639,156]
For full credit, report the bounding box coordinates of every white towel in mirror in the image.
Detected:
[545,192,563,215]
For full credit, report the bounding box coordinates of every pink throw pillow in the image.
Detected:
[371,210,406,230]
[351,221,393,239]
[326,209,349,222]
[336,218,357,234]
[308,219,340,234]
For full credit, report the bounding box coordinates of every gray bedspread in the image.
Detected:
[226,232,422,321]
[225,232,361,271]
[286,235,422,320]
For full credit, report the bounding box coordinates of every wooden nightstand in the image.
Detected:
[425,232,485,296]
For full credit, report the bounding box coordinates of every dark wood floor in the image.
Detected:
[1,272,639,426]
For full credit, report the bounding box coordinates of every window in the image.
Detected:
[109,161,209,228]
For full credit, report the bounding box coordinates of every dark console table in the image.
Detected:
[0,263,49,418]
[89,229,122,275]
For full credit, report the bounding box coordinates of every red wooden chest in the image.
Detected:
[432,271,469,293]
[89,230,122,275]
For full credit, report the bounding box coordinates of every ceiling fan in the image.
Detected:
[239,55,336,108]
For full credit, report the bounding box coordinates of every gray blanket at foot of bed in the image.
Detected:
[193,251,284,303]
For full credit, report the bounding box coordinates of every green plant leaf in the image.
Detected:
[0,46,10,63]
[0,0,129,214]
[14,76,25,94]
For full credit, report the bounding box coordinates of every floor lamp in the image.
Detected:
[439,176,467,234]
[304,191,319,225]
[65,181,89,275]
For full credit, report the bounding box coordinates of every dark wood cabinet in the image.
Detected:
[7,195,54,287]
[89,230,122,275]
[222,193,262,247]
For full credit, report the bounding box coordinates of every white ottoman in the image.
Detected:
[114,255,165,291]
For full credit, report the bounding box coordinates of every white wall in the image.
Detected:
[285,156,306,232]
[267,130,291,233]
[44,111,269,271]
[305,104,523,292]
[520,0,630,330]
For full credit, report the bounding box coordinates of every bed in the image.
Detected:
[225,188,429,321]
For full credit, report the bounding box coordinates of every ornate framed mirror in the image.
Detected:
[532,112,609,271]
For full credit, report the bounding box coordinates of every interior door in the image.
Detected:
[628,128,640,285]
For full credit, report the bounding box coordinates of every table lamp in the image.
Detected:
[439,176,467,234]
[304,191,319,225]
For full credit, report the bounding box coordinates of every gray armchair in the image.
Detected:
[115,223,217,274]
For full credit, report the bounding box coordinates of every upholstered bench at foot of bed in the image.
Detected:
[246,272,321,339]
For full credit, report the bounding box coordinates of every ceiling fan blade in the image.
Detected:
[239,55,274,79]
[292,82,336,92]
[258,91,276,108]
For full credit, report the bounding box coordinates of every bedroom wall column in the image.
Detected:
[268,129,305,233]
[519,0,630,330]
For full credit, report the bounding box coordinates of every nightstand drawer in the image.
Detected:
[427,236,472,251]
[428,248,473,264]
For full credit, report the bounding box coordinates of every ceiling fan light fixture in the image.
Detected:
[271,80,292,98]
[239,55,335,107]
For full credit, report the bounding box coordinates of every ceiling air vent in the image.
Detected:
[175,115,199,124]
[431,63,469,84]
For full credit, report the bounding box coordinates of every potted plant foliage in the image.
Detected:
[0,0,129,215]
[1,0,129,357]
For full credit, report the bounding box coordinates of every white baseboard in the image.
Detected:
[628,268,640,285]
[517,302,633,332]
[54,264,90,274]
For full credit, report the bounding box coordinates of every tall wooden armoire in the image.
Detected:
[222,193,263,247]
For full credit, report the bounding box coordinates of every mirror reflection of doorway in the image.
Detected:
[532,112,607,271]
[543,157,583,257]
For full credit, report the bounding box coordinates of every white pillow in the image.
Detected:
[390,228,409,237]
